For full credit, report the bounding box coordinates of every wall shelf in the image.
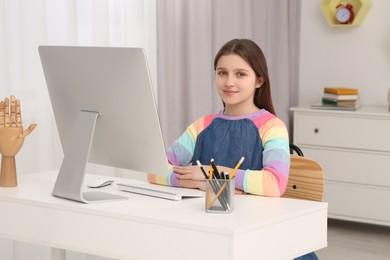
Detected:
[321,0,372,27]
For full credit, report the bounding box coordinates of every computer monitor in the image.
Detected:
[39,46,170,203]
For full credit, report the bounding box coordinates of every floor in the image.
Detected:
[316,219,390,260]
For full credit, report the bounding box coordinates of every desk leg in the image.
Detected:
[51,248,66,260]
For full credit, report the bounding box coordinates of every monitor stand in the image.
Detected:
[52,110,128,203]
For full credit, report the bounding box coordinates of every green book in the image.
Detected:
[322,98,357,107]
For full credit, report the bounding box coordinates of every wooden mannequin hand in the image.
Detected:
[0,96,36,187]
[0,125,36,156]
[0,96,36,156]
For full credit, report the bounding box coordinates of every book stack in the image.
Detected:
[311,87,359,111]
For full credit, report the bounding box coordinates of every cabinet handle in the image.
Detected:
[314,128,319,134]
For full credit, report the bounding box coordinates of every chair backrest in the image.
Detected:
[282,154,324,202]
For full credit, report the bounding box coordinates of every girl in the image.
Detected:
[149,38,318,260]
[148,38,290,197]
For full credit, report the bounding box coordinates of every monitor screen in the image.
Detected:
[39,46,170,203]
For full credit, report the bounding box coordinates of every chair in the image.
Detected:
[282,144,325,202]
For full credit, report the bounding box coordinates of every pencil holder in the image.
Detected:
[205,178,234,214]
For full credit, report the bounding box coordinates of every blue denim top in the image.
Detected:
[191,116,263,170]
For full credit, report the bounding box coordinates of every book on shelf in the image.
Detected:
[324,87,359,95]
[322,93,359,101]
[311,103,360,111]
[322,98,358,107]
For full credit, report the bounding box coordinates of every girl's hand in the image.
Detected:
[174,165,234,180]
[179,179,205,190]
[235,189,245,195]
[168,164,245,193]
[173,165,206,181]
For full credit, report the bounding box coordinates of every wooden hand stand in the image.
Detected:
[0,128,24,188]
[0,156,17,187]
[0,96,37,187]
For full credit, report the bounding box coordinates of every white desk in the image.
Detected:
[0,171,327,260]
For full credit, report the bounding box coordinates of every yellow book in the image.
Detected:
[324,87,358,95]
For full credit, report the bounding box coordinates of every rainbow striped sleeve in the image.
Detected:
[150,114,216,187]
[235,112,290,196]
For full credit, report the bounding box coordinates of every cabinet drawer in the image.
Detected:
[298,147,390,188]
[325,181,390,226]
[294,113,390,152]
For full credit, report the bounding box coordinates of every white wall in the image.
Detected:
[299,0,390,106]
[0,2,156,259]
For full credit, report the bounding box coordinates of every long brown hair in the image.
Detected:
[214,39,276,115]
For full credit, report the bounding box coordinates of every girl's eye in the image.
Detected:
[217,71,227,76]
[237,72,246,78]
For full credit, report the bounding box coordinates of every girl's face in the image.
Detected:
[215,54,262,116]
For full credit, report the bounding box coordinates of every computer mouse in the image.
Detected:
[87,179,114,188]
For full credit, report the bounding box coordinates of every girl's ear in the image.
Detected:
[256,77,264,88]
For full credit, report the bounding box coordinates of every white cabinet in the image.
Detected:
[291,106,390,226]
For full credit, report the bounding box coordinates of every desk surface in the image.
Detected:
[0,171,327,260]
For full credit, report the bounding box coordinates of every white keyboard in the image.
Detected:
[116,182,204,201]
